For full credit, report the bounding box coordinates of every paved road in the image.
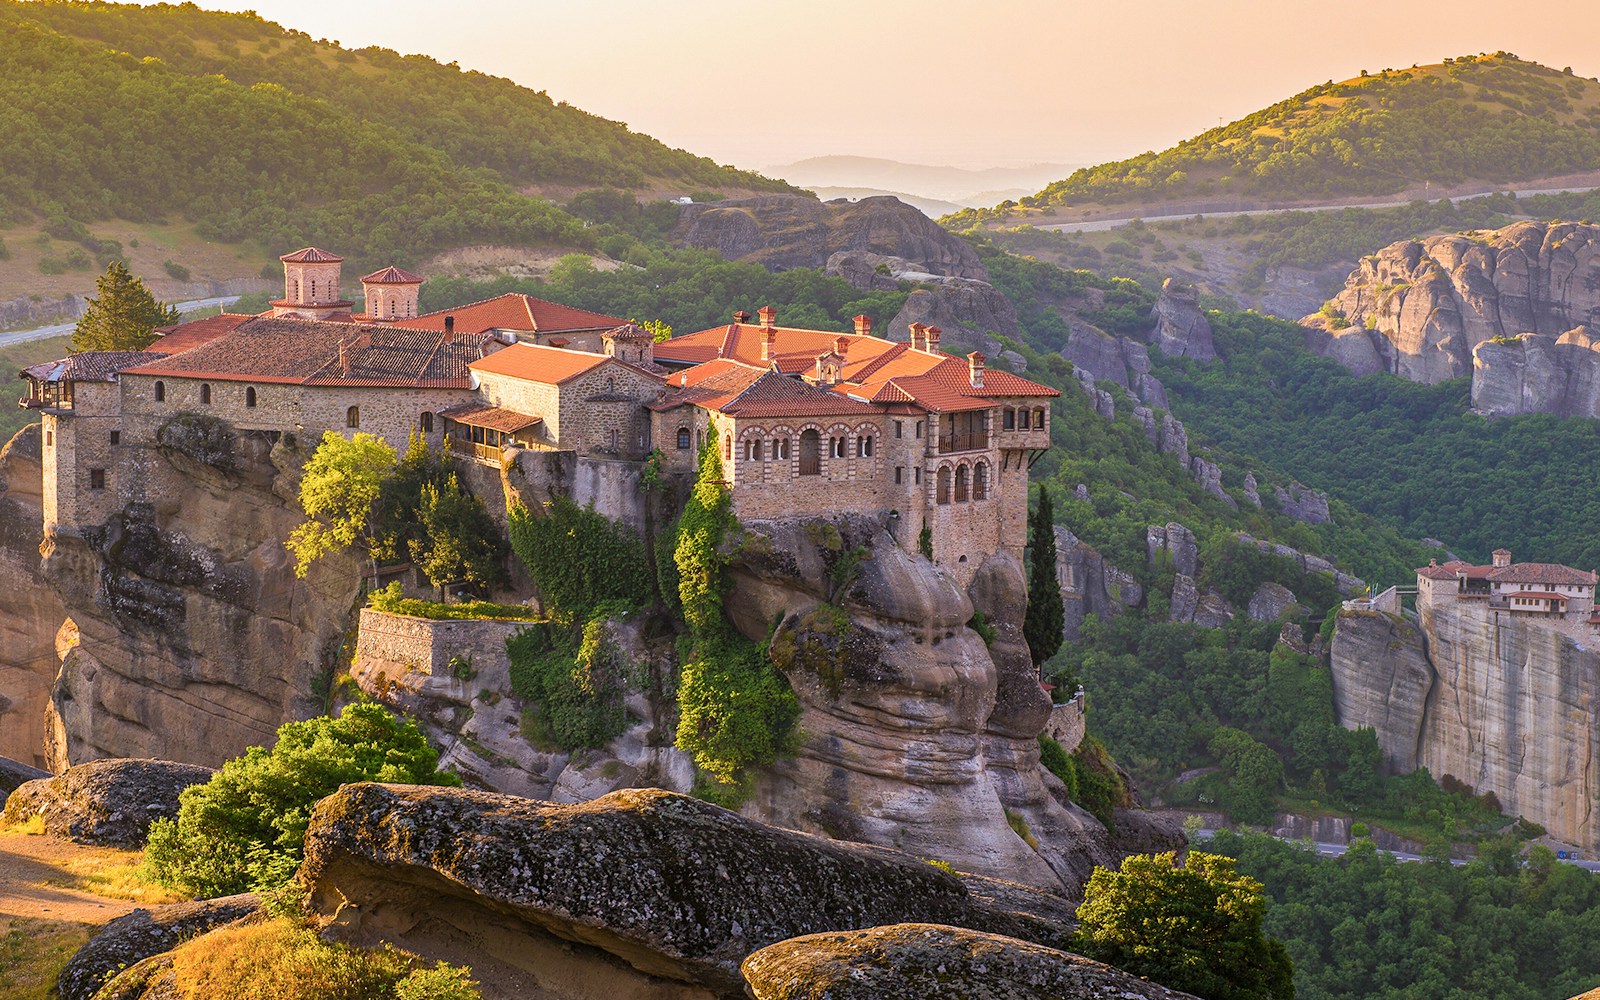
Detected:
[1195,829,1600,872]
[1038,185,1600,234]
[0,295,243,349]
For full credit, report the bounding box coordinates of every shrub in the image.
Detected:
[144,703,458,897]
[162,259,191,281]
[508,496,650,618]
[506,611,630,752]
[367,582,536,621]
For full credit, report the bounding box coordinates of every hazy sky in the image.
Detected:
[146,0,1600,170]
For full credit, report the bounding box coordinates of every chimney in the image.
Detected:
[1492,548,1512,568]
[758,305,776,329]
[762,327,777,362]
[853,314,872,337]
[908,322,927,351]
[339,337,351,376]
[443,315,455,343]
[732,310,751,324]
[968,351,986,389]
[835,336,849,356]
[925,326,942,353]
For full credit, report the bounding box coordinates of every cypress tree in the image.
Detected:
[1023,485,1065,668]
[71,260,179,353]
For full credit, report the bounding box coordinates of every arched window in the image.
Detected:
[310,279,318,300]
[974,462,989,500]
[745,439,763,461]
[1035,408,1047,429]
[1018,409,1030,430]
[829,435,846,459]
[799,429,821,476]
[936,466,951,504]
[1003,408,1015,430]
[245,386,257,408]
[954,465,969,502]
[857,435,874,458]
[677,428,691,450]
[724,435,731,460]
[347,405,360,429]
[607,376,616,393]
[292,279,300,300]
[153,381,165,402]
[200,383,211,405]
[420,412,433,433]
[774,437,790,460]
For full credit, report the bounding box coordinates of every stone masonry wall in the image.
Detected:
[353,608,528,682]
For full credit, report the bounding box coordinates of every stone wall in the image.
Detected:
[352,608,527,682]
[1043,692,1086,752]
[571,457,648,533]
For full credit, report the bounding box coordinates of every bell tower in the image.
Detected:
[272,247,352,320]
[359,266,424,320]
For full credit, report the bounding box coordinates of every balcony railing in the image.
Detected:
[936,430,988,454]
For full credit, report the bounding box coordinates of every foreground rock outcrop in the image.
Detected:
[1331,602,1600,851]
[740,923,1198,1000]
[58,894,260,1000]
[1,757,212,846]
[1303,221,1600,416]
[301,783,1078,998]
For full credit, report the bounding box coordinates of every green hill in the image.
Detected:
[0,1,791,274]
[1017,54,1600,211]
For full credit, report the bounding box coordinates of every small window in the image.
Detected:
[697,430,705,450]
[677,427,691,450]
[895,467,903,484]
[936,466,951,504]
[347,405,360,429]
[153,381,165,402]
[915,467,922,485]
[829,436,846,459]
[245,386,257,408]
[110,430,120,446]
[915,420,924,439]
[1035,407,1047,428]
[1003,408,1015,430]
[859,435,873,458]
[45,429,52,446]
[1018,410,1030,430]
[724,436,731,459]
[954,466,969,502]
[420,412,433,433]
[607,376,616,393]
[894,420,903,439]
[974,462,988,500]
[89,468,106,490]
[200,383,211,405]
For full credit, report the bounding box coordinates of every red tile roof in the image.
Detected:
[151,312,255,353]
[1489,563,1597,586]
[652,360,878,418]
[437,402,541,433]
[23,351,163,383]
[280,247,343,263]
[122,315,491,387]
[1505,592,1568,601]
[1417,564,1458,581]
[396,294,625,336]
[469,343,611,385]
[360,265,424,285]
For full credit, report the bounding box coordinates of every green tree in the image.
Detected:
[144,702,458,897]
[1075,851,1294,1000]
[1023,486,1065,668]
[285,431,397,577]
[411,472,507,593]
[71,260,179,352]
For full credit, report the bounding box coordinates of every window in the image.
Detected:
[1003,408,1015,430]
[89,468,106,490]
[347,405,360,429]
[974,462,988,500]
[915,420,924,439]
[774,437,790,460]
[245,387,257,408]
[894,420,904,439]
[745,439,763,461]
[895,467,903,484]
[829,436,846,459]
[954,465,969,502]
[677,427,691,450]
[612,429,621,451]
[697,430,705,451]
[799,429,821,476]
[724,435,731,459]
[45,429,52,446]
[200,383,212,405]
[607,376,616,393]
[1018,409,1030,430]
[1035,408,1046,429]
[310,279,317,300]
[154,381,165,402]
[420,412,433,433]
[915,467,922,485]
[110,430,120,446]
[858,435,874,458]
[936,466,950,504]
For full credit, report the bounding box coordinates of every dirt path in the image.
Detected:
[0,832,144,924]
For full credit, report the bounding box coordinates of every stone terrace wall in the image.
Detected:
[353,608,528,681]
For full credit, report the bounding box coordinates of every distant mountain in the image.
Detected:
[804,187,966,218]
[770,156,1082,206]
[1018,54,1600,210]
[0,1,792,274]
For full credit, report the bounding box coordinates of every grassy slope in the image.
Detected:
[980,54,1600,215]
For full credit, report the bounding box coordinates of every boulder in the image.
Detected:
[1132,405,1159,445]
[0,754,49,804]
[1,758,213,847]
[1243,473,1262,508]
[1158,414,1189,468]
[1273,481,1332,525]
[740,923,1199,1000]
[1148,278,1215,361]
[1192,593,1236,629]
[1247,582,1300,623]
[58,894,259,1000]
[1146,522,1198,578]
[1189,456,1235,508]
[1060,324,1130,387]
[1169,574,1199,624]
[300,784,1076,996]
[885,281,1019,357]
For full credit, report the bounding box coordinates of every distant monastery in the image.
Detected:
[21,248,1058,582]
[1417,549,1600,637]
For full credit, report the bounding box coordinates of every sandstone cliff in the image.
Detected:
[1330,602,1600,851]
[1303,222,1600,407]
[0,426,67,769]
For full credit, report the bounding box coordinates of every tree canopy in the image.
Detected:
[71,260,178,352]
[286,432,398,577]
[1023,485,1065,668]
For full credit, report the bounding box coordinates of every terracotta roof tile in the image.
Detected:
[1489,563,1598,586]
[1417,565,1458,580]
[437,402,541,433]
[360,265,424,284]
[151,312,255,353]
[280,247,344,263]
[469,343,610,385]
[396,293,625,336]
[23,350,163,383]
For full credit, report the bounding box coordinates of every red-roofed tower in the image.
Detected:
[360,265,424,321]
[272,247,352,320]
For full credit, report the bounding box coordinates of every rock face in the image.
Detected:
[732,516,1130,894]
[1303,222,1600,406]
[740,923,1199,1000]
[1149,278,1216,361]
[824,250,1023,358]
[1,758,212,846]
[1146,522,1198,578]
[1330,602,1600,850]
[0,425,68,769]
[40,430,367,769]
[300,783,1076,998]
[0,755,49,803]
[1246,582,1300,623]
[58,894,259,1000]
[674,195,985,278]
[1273,481,1331,524]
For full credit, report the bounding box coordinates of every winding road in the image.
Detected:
[0,295,244,349]
[1195,829,1600,872]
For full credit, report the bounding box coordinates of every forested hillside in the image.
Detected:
[0,1,789,275]
[1017,54,1600,210]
